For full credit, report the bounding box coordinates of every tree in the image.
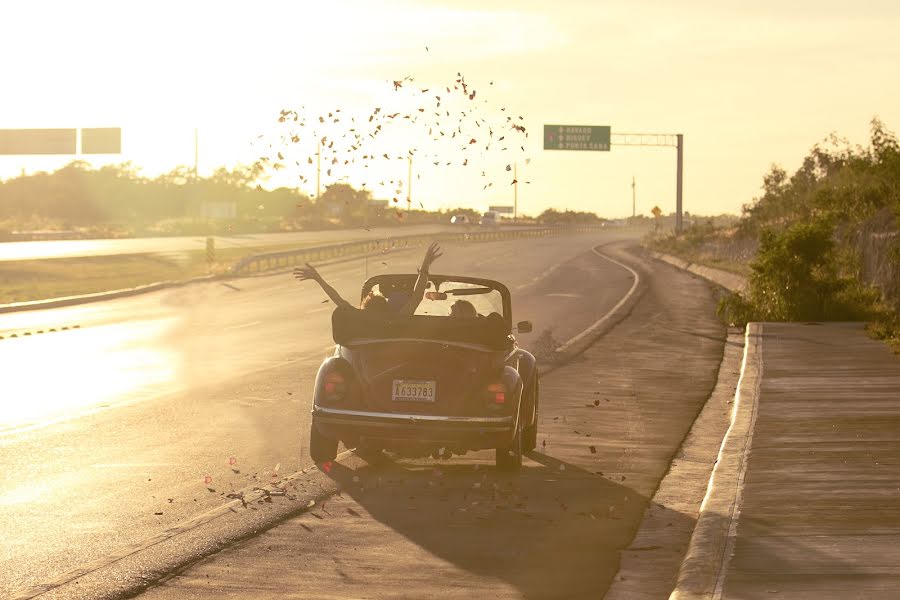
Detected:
[316,183,371,224]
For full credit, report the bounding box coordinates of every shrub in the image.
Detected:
[718,219,882,324]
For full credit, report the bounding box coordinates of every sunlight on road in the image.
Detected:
[0,318,180,434]
[0,240,101,261]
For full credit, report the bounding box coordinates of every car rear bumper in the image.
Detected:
[312,406,515,449]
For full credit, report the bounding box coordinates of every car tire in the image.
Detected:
[309,420,339,464]
[496,426,523,471]
[523,374,539,451]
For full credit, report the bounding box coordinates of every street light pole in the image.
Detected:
[194,128,199,180]
[514,162,518,220]
[407,154,412,214]
[316,139,321,199]
[631,175,636,218]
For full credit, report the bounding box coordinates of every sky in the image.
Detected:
[1,0,899,218]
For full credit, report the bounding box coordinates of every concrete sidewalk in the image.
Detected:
[675,322,900,599]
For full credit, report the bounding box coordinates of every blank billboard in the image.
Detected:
[81,128,122,154]
[0,129,76,155]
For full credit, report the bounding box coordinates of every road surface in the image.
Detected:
[136,241,728,599]
[1,229,647,596]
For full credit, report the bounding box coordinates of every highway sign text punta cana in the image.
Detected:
[544,125,611,151]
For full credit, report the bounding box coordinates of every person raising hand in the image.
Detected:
[293,242,442,316]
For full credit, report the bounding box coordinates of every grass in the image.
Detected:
[643,235,752,277]
[0,244,314,304]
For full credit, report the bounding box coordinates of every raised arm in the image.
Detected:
[399,242,442,315]
[293,263,352,309]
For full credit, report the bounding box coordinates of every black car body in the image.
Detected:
[309,275,539,470]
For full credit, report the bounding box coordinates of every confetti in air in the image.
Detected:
[254,65,532,211]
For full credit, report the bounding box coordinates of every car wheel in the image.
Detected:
[496,425,523,471]
[522,374,539,451]
[309,420,338,464]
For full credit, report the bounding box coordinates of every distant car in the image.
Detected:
[308,275,539,471]
[450,215,470,225]
[479,211,499,226]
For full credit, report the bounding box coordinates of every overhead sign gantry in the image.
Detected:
[543,125,685,232]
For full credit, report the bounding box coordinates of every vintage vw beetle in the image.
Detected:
[308,274,539,470]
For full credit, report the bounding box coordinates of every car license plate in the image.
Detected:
[392,380,437,402]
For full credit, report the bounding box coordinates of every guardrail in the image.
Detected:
[230,225,608,276]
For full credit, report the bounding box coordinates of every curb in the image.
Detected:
[0,274,227,314]
[541,242,648,370]
[554,248,641,354]
[669,323,763,600]
[650,252,747,294]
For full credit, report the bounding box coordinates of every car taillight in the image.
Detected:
[323,371,347,402]
[487,383,506,404]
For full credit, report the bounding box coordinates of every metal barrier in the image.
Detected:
[230,225,608,276]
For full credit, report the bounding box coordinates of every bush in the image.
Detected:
[718,219,883,324]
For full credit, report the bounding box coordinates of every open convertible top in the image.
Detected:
[331,305,510,350]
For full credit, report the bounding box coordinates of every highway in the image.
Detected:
[0,229,648,596]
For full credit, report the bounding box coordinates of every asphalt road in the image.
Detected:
[0,224,494,261]
[0,230,640,597]
[136,242,727,600]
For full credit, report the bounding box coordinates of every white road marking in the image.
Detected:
[555,248,640,353]
[222,320,262,331]
[514,263,562,291]
[92,463,177,468]
[545,293,581,298]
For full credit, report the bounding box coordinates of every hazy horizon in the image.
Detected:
[2,0,898,218]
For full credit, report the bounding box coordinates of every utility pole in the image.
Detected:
[631,175,636,218]
[316,139,321,199]
[676,134,684,233]
[193,128,199,180]
[513,162,518,220]
[407,154,412,213]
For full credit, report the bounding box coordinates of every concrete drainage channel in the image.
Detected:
[605,327,746,599]
[604,252,752,599]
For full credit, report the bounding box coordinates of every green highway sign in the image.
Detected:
[544,125,611,151]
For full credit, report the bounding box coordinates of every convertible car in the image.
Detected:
[308,275,539,470]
